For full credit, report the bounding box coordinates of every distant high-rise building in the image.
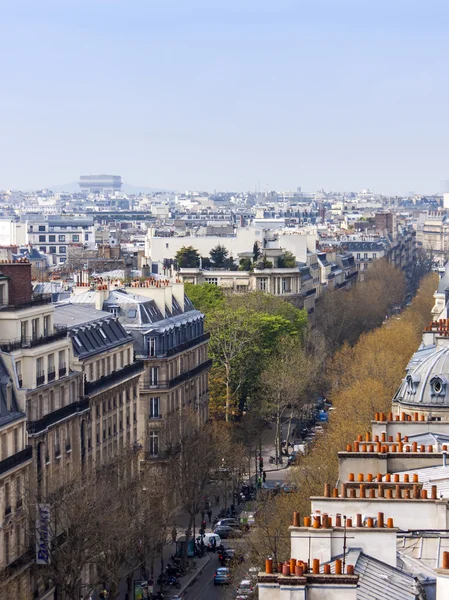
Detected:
[79,174,122,193]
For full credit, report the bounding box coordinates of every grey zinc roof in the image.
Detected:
[395,464,449,499]
[327,549,422,600]
[395,346,449,407]
[54,305,132,358]
[54,304,113,327]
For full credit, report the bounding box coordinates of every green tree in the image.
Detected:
[184,282,225,313]
[209,244,229,267]
[175,246,200,268]
[254,254,273,269]
[207,307,259,421]
[278,251,297,268]
[239,257,253,271]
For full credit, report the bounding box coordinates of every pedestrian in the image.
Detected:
[211,536,217,553]
[263,470,267,482]
[215,494,220,506]
[207,508,212,523]
[171,526,177,544]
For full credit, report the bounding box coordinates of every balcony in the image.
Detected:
[27,396,90,435]
[59,364,67,377]
[84,360,144,396]
[36,372,45,387]
[0,294,52,312]
[0,327,68,352]
[141,359,213,390]
[48,370,56,382]
[165,332,210,357]
[0,446,32,476]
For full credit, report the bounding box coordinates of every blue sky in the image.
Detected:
[1,0,449,194]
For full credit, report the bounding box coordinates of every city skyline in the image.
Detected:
[2,0,449,194]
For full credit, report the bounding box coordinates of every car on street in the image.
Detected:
[195,532,222,550]
[236,578,255,596]
[219,547,244,565]
[213,525,243,539]
[214,567,232,585]
[215,518,242,529]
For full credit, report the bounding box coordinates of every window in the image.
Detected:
[364,253,368,260]
[32,318,39,340]
[48,235,55,242]
[205,278,218,285]
[149,432,159,456]
[13,429,18,453]
[39,247,46,253]
[84,233,89,242]
[149,367,159,386]
[49,246,56,254]
[20,321,27,342]
[36,357,44,382]
[59,246,66,254]
[49,391,54,413]
[72,235,79,242]
[60,386,65,406]
[113,354,117,371]
[373,253,377,259]
[356,253,361,259]
[150,397,160,418]
[281,277,291,293]
[39,235,46,242]
[59,258,65,263]
[258,278,268,292]
[58,235,65,242]
[148,338,156,357]
[5,482,11,514]
[43,316,50,337]
[38,225,46,232]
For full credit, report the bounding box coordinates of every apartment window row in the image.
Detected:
[94,387,137,419]
[145,319,204,358]
[29,382,75,421]
[86,347,132,382]
[95,404,136,445]
[37,234,79,243]
[20,314,53,344]
[35,350,67,387]
[3,475,23,518]
[0,426,23,461]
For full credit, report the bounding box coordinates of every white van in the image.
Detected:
[196,532,221,550]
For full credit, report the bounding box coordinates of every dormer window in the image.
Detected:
[430,376,448,398]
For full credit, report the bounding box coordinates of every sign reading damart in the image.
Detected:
[36,503,51,565]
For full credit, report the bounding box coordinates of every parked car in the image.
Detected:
[213,525,243,539]
[214,567,232,585]
[219,547,244,565]
[195,532,222,550]
[236,579,255,596]
[215,518,242,529]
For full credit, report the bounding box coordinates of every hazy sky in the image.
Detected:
[2,0,449,194]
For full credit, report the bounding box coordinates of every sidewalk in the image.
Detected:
[113,487,233,599]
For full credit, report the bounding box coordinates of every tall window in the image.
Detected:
[20,321,27,342]
[258,278,268,291]
[149,432,159,457]
[149,367,159,386]
[32,318,39,340]
[150,397,160,418]
[148,338,156,357]
[43,316,50,337]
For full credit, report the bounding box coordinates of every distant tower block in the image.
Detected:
[79,174,122,193]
